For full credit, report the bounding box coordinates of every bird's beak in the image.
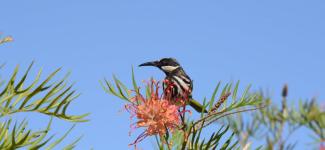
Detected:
[139,61,159,67]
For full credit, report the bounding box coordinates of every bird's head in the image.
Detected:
[139,58,180,74]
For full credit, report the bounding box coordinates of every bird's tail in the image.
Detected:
[189,99,208,113]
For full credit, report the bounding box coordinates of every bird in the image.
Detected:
[139,58,207,113]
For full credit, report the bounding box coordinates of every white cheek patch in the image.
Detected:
[161,66,179,72]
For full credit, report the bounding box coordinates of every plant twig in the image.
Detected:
[210,92,231,112]
[193,105,266,131]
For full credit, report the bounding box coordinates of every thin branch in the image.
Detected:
[193,106,266,131]
[210,92,231,112]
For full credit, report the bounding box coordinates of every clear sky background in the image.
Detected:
[1,0,324,149]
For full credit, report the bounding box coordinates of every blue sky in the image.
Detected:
[1,0,324,149]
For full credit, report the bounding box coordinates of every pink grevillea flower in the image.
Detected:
[320,140,325,150]
[126,79,183,147]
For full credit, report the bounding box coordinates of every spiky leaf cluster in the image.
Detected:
[0,63,89,122]
[224,86,325,150]
[0,119,81,150]
[0,63,88,149]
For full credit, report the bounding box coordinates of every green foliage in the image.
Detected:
[295,99,324,142]
[0,62,89,122]
[0,63,89,149]
[0,119,80,150]
[224,85,325,150]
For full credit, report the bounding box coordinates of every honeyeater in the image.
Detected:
[139,58,207,113]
